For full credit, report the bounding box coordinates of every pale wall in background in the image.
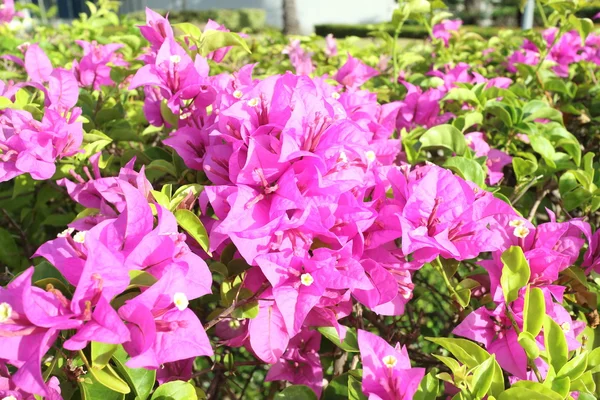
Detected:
[122,0,397,34]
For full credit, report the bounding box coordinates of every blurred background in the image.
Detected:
[12,0,600,36]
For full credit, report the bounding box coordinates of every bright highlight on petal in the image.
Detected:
[300,273,314,286]
[382,355,397,368]
[3,395,18,400]
[173,292,189,311]
[0,302,12,323]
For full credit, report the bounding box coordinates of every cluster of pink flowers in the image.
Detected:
[432,19,462,47]
[508,28,600,77]
[2,8,600,400]
[0,0,19,24]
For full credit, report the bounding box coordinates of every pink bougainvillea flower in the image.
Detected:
[432,19,462,47]
[395,82,452,132]
[118,267,213,369]
[283,39,315,76]
[335,54,379,90]
[358,329,425,400]
[0,268,80,396]
[266,329,323,397]
[24,43,53,83]
[325,34,338,58]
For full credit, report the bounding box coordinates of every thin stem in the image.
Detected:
[433,257,462,306]
[203,283,269,331]
[536,0,549,28]
[528,188,550,221]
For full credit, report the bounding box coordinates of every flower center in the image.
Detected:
[57,227,74,238]
[0,302,12,323]
[365,150,376,163]
[300,273,314,286]
[247,98,260,107]
[169,54,181,64]
[173,292,189,311]
[382,355,397,368]
[561,322,570,333]
[513,226,530,238]
[233,90,243,99]
[73,231,87,243]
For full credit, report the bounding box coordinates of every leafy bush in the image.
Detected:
[315,22,503,39]
[1,0,600,399]
[126,7,267,32]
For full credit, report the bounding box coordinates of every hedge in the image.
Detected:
[314,23,502,39]
[126,8,266,32]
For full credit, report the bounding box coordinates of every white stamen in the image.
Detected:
[3,396,18,400]
[169,55,181,64]
[339,151,348,163]
[561,322,570,333]
[0,302,13,323]
[300,273,314,286]
[233,90,243,99]
[509,219,525,228]
[331,92,340,100]
[247,98,260,107]
[173,292,189,311]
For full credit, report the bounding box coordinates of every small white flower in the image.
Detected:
[233,90,243,99]
[3,395,18,400]
[509,219,525,228]
[57,227,74,238]
[300,273,314,286]
[173,292,189,311]
[73,231,86,243]
[229,319,241,329]
[382,355,397,368]
[169,54,181,64]
[247,98,260,107]
[561,322,571,333]
[0,302,12,323]
[331,92,340,100]
[365,150,376,163]
[513,226,530,239]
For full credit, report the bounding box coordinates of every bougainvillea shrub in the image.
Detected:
[1,0,600,399]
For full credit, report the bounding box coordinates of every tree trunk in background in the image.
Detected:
[282,0,301,35]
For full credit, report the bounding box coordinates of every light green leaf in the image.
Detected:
[544,315,569,372]
[444,157,486,188]
[471,355,496,399]
[500,246,530,304]
[318,326,359,352]
[523,286,545,337]
[91,342,118,369]
[174,209,210,255]
[151,380,196,400]
[199,30,251,56]
[419,124,467,156]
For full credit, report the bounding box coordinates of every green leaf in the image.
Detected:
[471,355,496,399]
[544,315,569,372]
[513,157,538,180]
[419,124,467,156]
[112,346,155,400]
[174,209,210,255]
[517,331,540,359]
[151,190,170,208]
[323,373,349,399]
[318,326,359,352]
[557,352,587,381]
[0,227,21,269]
[444,156,486,188]
[425,337,504,396]
[173,22,202,39]
[523,286,545,337]
[444,88,481,106]
[529,134,556,168]
[414,369,440,400]
[485,101,513,127]
[348,370,368,400]
[127,270,157,289]
[79,373,126,400]
[497,383,562,400]
[87,364,130,394]
[79,130,113,159]
[275,385,318,400]
[499,246,530,304]
[151,381,196,400]
[160,100,178,127]
[571,371,596,394]
[199,30,251,56]
[91,342,118,369]
[454,111,483,132]
[146,160,177,178]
